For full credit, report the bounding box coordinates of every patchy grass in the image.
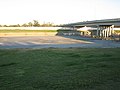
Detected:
[115,30,120,33]
[0,48,120,90]
[0,30,57,33]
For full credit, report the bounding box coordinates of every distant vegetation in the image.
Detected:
[0,20,59,27]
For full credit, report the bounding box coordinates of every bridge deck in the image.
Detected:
[63,18,120,27]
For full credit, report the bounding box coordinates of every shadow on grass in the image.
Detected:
[0,62,17,67]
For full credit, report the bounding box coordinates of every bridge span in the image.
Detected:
[62,18,120,38]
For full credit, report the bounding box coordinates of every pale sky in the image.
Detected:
[0,0,120,25]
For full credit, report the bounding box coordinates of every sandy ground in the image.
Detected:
[0,36,120,49]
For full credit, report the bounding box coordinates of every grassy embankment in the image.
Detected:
[0,29,75,33]
[115,30,120,34]
[0,48,120,90]
[0,30,77,36]
[0,30,57,33]
[0,30,58,36]
[0,29,120,33]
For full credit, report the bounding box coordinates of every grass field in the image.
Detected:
[0,48,120,90]
[0,29,75,33]
[0,30,57,33]
[0,29,119,32]
[115,30,120,33]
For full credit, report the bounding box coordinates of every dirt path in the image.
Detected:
[0,36,120,49]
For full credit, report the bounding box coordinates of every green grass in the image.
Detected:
[0,29,78,33]
[0,30,57,33]
[0,48,120,90]
[115,30,120,33]
[0,30,120,33]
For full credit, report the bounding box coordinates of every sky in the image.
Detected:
[0,0,120,25]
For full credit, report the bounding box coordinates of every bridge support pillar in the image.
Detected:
[97,26,99,36]
[111,25,114,35]
[96,25,114,39]
[73,26,76,30]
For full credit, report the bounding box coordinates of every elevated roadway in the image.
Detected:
[62,18,120,38]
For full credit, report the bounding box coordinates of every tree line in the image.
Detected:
[0,20,59,27]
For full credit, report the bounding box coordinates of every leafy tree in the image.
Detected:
[33,20,40,27]
[17,24,21,27]
[22,23,28,27]
[3,25,8,27]
[28,22,33,27]
[8,24,20,27]
[41,22,54,27]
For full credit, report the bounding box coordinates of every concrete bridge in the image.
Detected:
[62,18,120,38]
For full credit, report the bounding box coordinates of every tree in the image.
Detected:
[28,22,33,27]
[41,22,54,27]
[33,20,40,27]
[22,23,28,27]
[17,24,21,27]
[3,25,8,27]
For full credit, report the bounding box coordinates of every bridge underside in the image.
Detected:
[62,18,120,39]
[62,25,115,39]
